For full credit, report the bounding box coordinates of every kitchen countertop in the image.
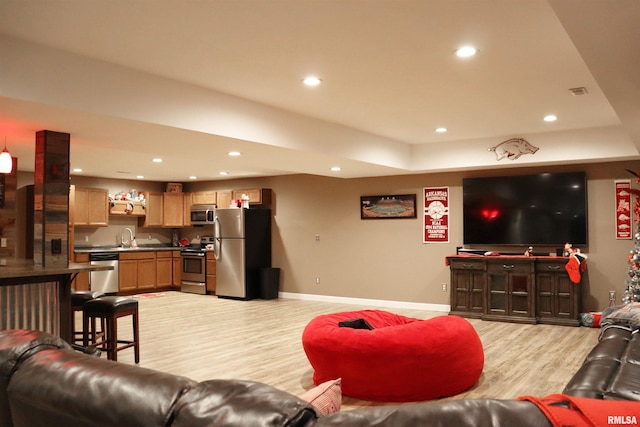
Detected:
[74,245,182,253]
[0,260,113,281]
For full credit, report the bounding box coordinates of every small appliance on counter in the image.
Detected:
[180,236,214,295]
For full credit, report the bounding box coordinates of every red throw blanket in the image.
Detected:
[519,394,640,426]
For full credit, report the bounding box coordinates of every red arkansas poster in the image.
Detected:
[616,179,632,239]
[423,187,449,243]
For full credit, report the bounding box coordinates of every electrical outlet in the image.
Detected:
[315,276,320,284]
[609,290,616,301]
[0,238,6,248]
[51,239,62,254]
[84,235,89,242]
[441,283,447,292]
[315,234,320,242]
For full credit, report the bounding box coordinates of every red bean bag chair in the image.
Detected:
[301,310,484,402]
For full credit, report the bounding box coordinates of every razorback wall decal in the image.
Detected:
[489,138,539,161]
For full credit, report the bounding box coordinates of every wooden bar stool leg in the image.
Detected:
[108,315,117,362]
[133,308,140,363]
[82,312,89,347]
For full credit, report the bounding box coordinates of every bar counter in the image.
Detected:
[0,260,113,343]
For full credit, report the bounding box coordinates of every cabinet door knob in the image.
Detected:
[503,264,515,269]
[547,265,561,270]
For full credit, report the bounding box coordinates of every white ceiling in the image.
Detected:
[0,0,638,182]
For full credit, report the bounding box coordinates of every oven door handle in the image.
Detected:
[214,216,221,261]
[181,252,205,258]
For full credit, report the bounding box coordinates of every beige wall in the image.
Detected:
[21,159,639,311]
[187,160,640,312]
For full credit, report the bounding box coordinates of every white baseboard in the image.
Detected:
[279,292,450,313]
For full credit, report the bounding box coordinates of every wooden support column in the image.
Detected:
[34,130,70,267]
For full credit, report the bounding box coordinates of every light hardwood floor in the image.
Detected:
[80,291,599,410]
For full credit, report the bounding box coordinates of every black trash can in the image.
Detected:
[259,268,280,299]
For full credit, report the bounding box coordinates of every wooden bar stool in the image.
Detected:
[82,296,140,363]
[70,290,105,345]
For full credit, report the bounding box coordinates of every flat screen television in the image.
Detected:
[463,172,588,246]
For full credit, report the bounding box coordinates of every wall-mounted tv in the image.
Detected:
[463,171,588,246]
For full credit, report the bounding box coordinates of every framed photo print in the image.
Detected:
[360,194,417,219]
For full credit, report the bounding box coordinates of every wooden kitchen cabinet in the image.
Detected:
[109,200,145,216]
[140,192,188,227]
[206,252,216,294]
[485,259,536,324]
[137,256,156,291]
[163,192,184,227]
[232,188,272,206]
[156,252,173,288]
[72,186,109,227]
[119,252,157,292]
[191,191,217,205]
[172,250,182,288]
[140,192,164,227]
[183,192,192,227]
[536,259,581,326]
[118,257,138,292]
[73,253,90,291]
[217,190,232,209]
[449,258,486,319]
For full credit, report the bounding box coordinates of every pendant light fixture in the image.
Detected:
[0,137,13,174]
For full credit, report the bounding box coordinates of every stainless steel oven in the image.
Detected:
[180,237,214,295]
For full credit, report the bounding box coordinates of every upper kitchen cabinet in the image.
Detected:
[109,200,145,216]
[140,192,163,227]
[140,192,188,228]
[71,186,109,227]
[231,188,272,206]
[163,192,185,227]
[217,190,232,209]
[190,191,217,205]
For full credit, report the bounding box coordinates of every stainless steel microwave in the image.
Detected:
[190,204,216,226]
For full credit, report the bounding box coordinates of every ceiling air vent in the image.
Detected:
[569,87,588,96]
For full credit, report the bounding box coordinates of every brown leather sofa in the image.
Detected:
[0,324,638,427]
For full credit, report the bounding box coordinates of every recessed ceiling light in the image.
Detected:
[302,76,322,86]
[152,158,162,163]
[435,127,448,133]
[228,151,241,157]
[331,166,341,172]
[219,171,229,176]
[136,175,144,179]
[455,46,477,58]
[72,168,83,173]
[189,176,197,180]
[543,115,558,122]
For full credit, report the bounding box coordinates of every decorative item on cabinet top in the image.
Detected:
[166,183,182,193]
[109,190,146,216]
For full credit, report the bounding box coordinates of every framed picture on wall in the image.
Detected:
[360,194,417,219]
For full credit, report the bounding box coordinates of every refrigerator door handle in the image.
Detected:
[214,216,221,261]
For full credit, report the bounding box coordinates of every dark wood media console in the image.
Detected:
[446,255,582,326]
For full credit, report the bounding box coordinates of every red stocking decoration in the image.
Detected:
[565,253,587,284]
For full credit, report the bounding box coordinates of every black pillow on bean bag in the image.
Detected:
[338,318,374,330]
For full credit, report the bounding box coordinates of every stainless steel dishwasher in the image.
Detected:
[89,252,119,293]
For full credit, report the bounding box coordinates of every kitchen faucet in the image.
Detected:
[121,228,136,248]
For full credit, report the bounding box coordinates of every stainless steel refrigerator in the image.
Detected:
[213,208,271,299]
